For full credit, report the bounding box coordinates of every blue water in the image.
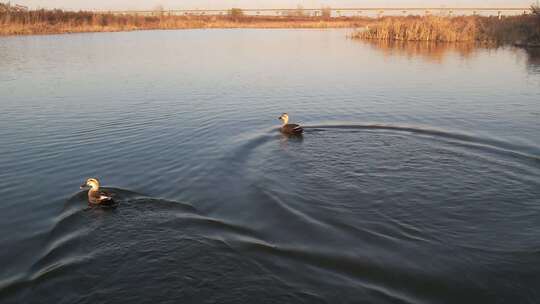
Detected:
[1,29,540,303]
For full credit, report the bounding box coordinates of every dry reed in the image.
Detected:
[0,4,368,36]
[352,14,540,46]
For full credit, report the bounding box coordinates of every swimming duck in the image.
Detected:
[80,178,114,205]
[278,113,304,135]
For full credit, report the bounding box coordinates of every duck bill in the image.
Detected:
[80,183,88,189]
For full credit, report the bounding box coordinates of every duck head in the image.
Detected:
[278,113,289,125]
[81,178,100,190]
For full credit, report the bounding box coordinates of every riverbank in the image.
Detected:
[2,4,538,45]
[0,19,366,36]
[352,13,540,46]
[0,7,368,36]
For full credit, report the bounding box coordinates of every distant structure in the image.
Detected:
[0,2,29,12]
[14,4,28,11]
[103,7,531,18]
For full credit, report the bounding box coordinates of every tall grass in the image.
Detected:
[353,15,540,45]
[0,3,368,35]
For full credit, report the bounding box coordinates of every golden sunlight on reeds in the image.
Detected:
[364,39,477,63]
[0,4,367,36]
[352,12,540,46]
[2,1,539,46]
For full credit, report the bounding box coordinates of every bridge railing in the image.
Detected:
[100,7,532,18]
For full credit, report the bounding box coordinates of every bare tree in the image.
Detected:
[228,8,244,21]
[153,4,165,17]
[295,4,305,17]
[321,6,331,19]
[532,3,540,15]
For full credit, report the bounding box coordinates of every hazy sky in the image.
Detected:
[15,0,535,11]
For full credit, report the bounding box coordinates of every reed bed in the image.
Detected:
[352,14,540,45]
[3,2,539,45]
[0,5,368,36]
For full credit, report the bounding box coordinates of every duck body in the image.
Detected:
[81,178,115,205]
[279,113,304,135]
[280,123,304,135]
[87,188,114,205]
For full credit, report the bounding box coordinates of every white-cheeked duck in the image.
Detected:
[279,113,304,135]
[80,178,114,205]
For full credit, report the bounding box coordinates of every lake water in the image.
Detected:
[1,29,539,303]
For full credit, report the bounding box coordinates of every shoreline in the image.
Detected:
[0,15,368,36]
[2,5,538,45]
[0,26,358,37]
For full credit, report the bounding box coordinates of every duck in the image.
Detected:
[80,178,114,205]
[278,113,304,135]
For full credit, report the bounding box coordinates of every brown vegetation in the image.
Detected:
[364,39,477,63]
[228,8,244,21]
[352,13,540,46]
[3,2,538,45]
[321,7,332,20]
[0,3,367,36]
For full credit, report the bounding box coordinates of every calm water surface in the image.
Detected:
[1,29,540,303]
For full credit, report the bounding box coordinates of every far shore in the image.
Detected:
[0,17,368,36]
[0,5,368,36]
[0,20,366,36]
[1,3,539,48]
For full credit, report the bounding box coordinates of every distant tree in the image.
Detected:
[321,6,331,19]
[528,4,540,44]
[228,7,244,20]
[0,2,10,13]
[532,3,540,30]
[532,6,540,42]
[153,4,165,17]
[532,3,540,16]
[294,4,305,17]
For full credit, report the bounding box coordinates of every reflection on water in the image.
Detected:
[364,39,540,75]
[1,29,540,304]
[279,133,304,149]
[524,47,540,74]
[363,40,478,63]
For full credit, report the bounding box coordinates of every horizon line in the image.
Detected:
[7,3,534,12]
